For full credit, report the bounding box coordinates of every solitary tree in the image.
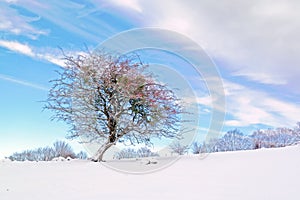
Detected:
[45,51,183,161]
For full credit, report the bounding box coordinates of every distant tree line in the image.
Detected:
[7,123,300,161]
[191,122,300,154]
[8,141,88,161]
[114,147,159,159]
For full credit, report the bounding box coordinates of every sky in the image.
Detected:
[1,0,300,158]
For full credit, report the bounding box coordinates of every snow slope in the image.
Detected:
[1,146,300,200]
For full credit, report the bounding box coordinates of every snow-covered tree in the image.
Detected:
[136,147,159,158]
[114,148,137,159]
[217,129,253,151]
[53,141,76,158]
[205,138,220,153]
[114,147,158,159]
[45,51,183,161]
[275,127,297,146]
[294,122,300,142]
[191,142,202,154]
[251,127,299,149]
[7,141,77,161]
[76,151,88,160]
[169,141,189,155]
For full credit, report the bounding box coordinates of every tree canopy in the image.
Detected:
[45,51,183,161]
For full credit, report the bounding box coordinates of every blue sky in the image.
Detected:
[1,0,300,158]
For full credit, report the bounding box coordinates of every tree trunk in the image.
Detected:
[92,142,115,162]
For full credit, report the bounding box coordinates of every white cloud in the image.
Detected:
[183,96,212,108]
[0,40,34,57]
[109,0,142,13]
[183,78,300,128]
[223,80,300,127]
[111,0,300,128]
[0,39,90,68]
[115,0,300,93]
[0,1,48,39]
[36,53,66,67]
[0,39,66,67]
[36,50,88,68]
[11,0,112,43]
[5,0,18,3]
[232,71,287,85]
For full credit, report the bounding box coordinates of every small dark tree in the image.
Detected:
[45,51,183,161]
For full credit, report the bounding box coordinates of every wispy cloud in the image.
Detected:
[36,53,66,67]
[0,39,89,67]
[11,0,117,43]
[36,50,87,67]
[223,80,300,127]
[5,0,18,3]
[231,71,287,85]
[103,0,300,128]
[184,79,300,128]
[183,96,212,108]
[0,39,64,66]
[0,74,48,91]
[0,40,34,56]
[108,0,300,92]
[108,0,142,13]
[0,1,48,39]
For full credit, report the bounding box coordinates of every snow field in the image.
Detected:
[1,146,300,200]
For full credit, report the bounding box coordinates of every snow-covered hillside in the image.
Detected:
[1,146,300,200]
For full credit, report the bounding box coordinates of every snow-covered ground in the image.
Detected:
[1,145,300,200]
